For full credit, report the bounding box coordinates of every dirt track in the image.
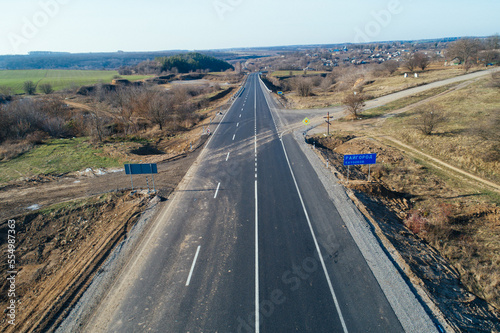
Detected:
[377,135,500,192]
[0,142,205,333]
[0,147,203,222]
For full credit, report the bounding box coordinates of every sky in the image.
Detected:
[0,0,499,55]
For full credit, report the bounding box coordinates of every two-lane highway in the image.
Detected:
[85,73,424,332]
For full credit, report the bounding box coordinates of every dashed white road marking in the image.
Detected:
[214,182,221,199]
[186,246,201,286]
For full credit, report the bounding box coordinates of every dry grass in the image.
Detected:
[382,77,500,184]
[356,74,500,309]
[311,66,500,312]
[362,64,478,98]
[413,200,500,307]
[281,64,487,109]
[318,133,500,309]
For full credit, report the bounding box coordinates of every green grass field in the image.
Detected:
[0,138,122,183]
[0,70,154,94]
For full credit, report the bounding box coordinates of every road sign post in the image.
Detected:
[125,163,158,193]
[343,154,377,183]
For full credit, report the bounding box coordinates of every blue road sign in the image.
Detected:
[125,163,158,175]
[343,154,377,166]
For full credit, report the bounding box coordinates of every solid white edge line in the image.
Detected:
[280,132,349,333]
[254,74,260,333]
[186,246,201,286]
[259,74,348,333]
[214,182,221,199]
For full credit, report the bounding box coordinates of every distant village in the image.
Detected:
[240,39,473,73]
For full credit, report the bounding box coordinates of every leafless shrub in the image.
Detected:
[311,76,322,87]
[39,83,54,95]
[342,92,366,117]
[383,61,400,75]
[0,141,34,161]
[0,98,75,143]
[470,110,500,161]
[411,104,447,135]
[320,75,336,92]
[404,210,428,235]
[41,117,67,137]
[294,77,313,97]
[84,111,111,143]
[25,131,48,145]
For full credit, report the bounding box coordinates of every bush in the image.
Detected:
[411,104,446,135]
[383,61,400,75]
[295,77,313,97]
[342,92,366,117]
[23,80,37,95]
[39,83,54,95]
[404,210,428,235]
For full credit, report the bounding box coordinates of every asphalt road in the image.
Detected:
[86,74,413,332]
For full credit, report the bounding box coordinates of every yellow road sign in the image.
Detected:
[303,117,310,125]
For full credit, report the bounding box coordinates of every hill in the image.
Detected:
[157,52,234,73]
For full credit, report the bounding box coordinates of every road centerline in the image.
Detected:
[254,75,260,333]
[185,246,201,286]
[214,182,221,199]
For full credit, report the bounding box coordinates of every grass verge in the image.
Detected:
[0,138,121,182]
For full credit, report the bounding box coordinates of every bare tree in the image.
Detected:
[146,92,172,130]
[447,38,482,72]
[109,88,136,135]
[342,92,366,118]
[414,52,431,71]
[23,81,37,95]
[481,50,500,66]
[383,60,400,75]
[87,110,108,143]
[39,83,54,95]
[412,104,446,135]
[485,34,500,50]
[295,77,313,97]
[404,54,418,72]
